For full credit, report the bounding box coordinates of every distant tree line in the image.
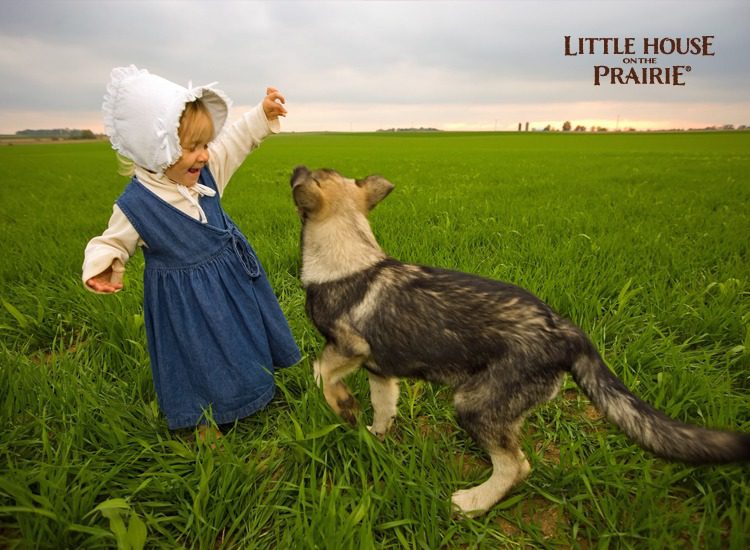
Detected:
[529,122,748,133]
[15,128,97,139]
[376,127,441,133]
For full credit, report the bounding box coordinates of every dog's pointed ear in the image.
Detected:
[356,175,394,210]
[293,181,322,213]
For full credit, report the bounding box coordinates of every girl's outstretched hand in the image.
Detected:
[86,266,123,293]
[263,87,287,120]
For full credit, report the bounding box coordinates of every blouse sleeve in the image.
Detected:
[82,204,141,293]
[208,102,280,195]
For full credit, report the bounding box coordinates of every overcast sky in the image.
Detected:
[2,0,748,133]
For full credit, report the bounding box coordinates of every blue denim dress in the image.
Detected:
[116,168,300,429]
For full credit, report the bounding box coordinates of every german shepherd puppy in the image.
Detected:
[290,166,750,517]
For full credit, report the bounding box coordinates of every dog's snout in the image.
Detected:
[291,165,310,187]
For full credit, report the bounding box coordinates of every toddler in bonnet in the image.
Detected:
[83,66,300,436]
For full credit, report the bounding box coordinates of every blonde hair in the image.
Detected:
[178,99,214,149]
[116,153,136,177]
[114,99,214,177]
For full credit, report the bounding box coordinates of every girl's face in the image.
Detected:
[165,103,213,187]
[165,139,210,187]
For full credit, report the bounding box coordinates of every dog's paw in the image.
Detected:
[337,393,360,426]
[340,408,358,426]
[367,415,394,440]
[366,425,386,440]
[516,457,531,482]
[312,360,322,386]
[451,489,489,518]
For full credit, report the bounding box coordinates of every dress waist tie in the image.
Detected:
[230,228,260,278]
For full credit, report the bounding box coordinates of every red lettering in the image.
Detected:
[593,65,609,86]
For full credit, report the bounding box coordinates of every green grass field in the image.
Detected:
[1,132,749,548]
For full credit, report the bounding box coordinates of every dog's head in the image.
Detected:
[290,166,394,222]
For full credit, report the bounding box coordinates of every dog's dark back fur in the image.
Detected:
[307,258,580,384]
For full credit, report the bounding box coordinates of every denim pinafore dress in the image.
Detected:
[116,168,300,429]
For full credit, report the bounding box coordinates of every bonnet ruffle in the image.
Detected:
[102,65,232,174]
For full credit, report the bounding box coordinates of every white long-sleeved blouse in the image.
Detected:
[82,103,279,291]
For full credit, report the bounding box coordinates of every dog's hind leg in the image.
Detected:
[451,446,526,518]
[450,414,528,517]
[450,388,530,517]
[314,343,368,425]
[366,369,399,438]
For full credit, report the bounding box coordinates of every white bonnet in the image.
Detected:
[102,65,232,173]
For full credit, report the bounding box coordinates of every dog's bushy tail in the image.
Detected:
[570,342,750,463]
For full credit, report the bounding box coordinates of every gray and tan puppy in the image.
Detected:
[290,166,750,517]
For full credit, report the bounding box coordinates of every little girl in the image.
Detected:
[83,66,300,433]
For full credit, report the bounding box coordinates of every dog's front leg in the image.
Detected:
[366,370,399,438]
[314,344,366,426]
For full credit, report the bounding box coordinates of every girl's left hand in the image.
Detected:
[263,87,287,120]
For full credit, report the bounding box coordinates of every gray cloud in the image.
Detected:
[1,0,748,131]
